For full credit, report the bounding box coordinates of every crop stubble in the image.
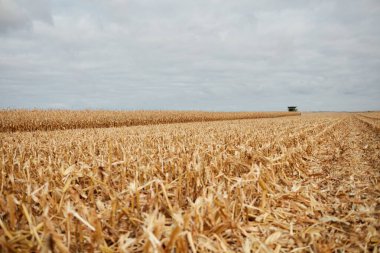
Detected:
[0,112,379,252]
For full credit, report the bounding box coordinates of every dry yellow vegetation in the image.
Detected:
[0,110,299,132]
[0,112,379,252]
[356,112,380,132]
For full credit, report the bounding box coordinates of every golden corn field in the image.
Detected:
[0,111,379,252]
[0,110,300,132]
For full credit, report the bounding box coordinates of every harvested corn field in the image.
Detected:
[0,112,379,252]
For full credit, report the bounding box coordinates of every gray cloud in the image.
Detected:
[0,0,52,33]
[0,0,380,111]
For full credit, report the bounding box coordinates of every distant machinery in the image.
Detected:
[288,106,297,112]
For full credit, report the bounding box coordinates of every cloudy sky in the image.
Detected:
[0,0,379,111]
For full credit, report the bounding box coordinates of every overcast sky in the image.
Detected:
[0,0,379,111]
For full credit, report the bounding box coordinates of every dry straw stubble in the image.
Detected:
[0,111,379,252]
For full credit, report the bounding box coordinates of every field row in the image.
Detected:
[0,113,379,252]
[355,114,380,132]
[0,110,300,132]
